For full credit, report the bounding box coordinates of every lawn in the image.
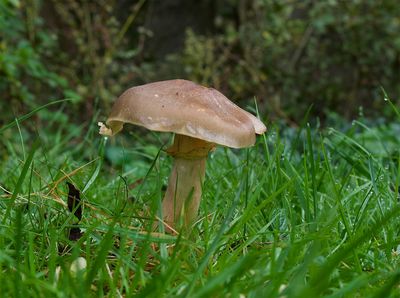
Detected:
[0,99,399,297]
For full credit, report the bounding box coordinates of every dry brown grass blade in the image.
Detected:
[46,158,98,195]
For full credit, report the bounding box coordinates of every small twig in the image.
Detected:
[289,23,314,70]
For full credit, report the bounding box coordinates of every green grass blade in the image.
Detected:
[2,138,40,223]
[0,99,71,134]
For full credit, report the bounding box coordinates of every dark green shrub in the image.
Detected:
[161,0,400,121]
[0,0,68,123]
[2,0,399,124]
[0,0,145,124]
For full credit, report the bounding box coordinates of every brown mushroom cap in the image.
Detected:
[101,79,266,148]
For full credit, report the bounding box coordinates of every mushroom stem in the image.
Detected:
[162,157,206,228]
[162,134,214,229]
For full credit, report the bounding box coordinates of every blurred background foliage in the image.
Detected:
[1,0,400,126]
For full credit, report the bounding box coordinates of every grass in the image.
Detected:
[0,100,400,297]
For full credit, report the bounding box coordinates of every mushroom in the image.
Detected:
[99,79,266,230]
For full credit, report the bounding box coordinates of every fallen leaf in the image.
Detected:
[66,182,82,220]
